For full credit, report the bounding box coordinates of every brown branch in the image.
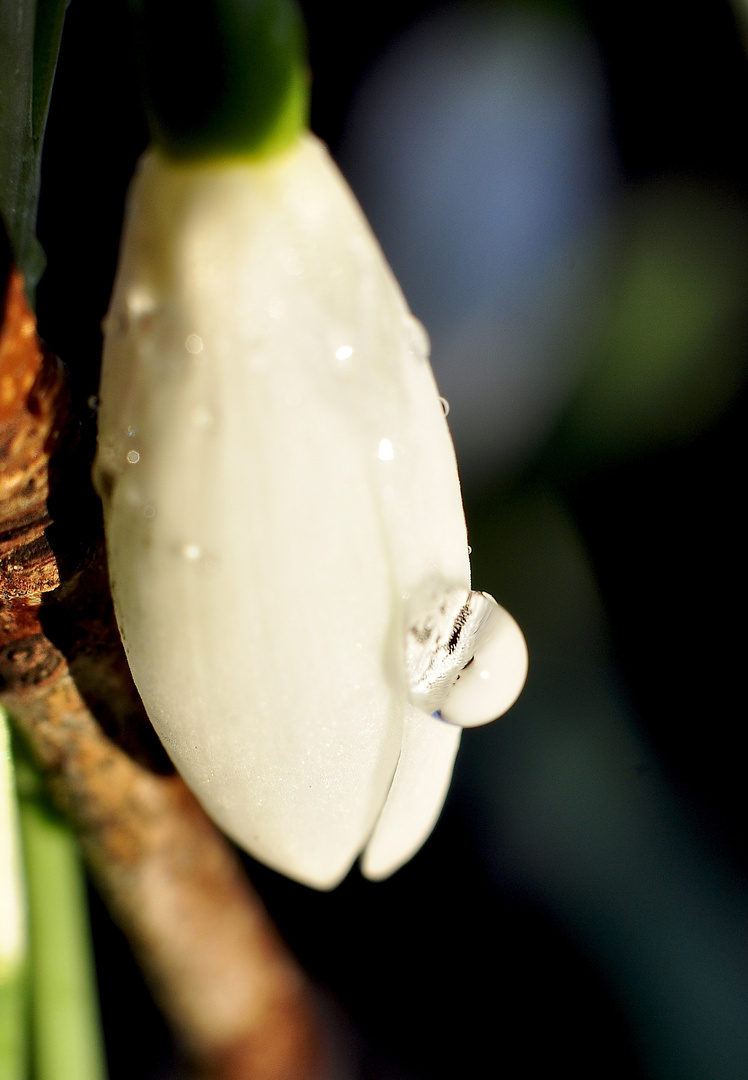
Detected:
[0,269,343,1079]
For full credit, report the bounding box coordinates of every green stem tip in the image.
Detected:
[131,0,309,161]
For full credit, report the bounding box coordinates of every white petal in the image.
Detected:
[95,135,470,889]
[361,706,461,881]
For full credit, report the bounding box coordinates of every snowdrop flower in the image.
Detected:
[95,134,527,889]
[95,0,526,889]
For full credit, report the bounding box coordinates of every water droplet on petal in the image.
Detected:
[126,450,140,464]
[378,438,395,461]
[403,314,430,361]
[439,596,528,728]
[405,584,482,712]
[127,287,156,318]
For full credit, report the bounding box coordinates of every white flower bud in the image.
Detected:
[95,134,527,889]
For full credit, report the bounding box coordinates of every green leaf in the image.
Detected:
[32,0,71,146]
[0,0,69,293]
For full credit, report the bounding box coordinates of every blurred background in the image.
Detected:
[34,0,748,1077]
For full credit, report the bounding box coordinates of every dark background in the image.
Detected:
[35,1,748,1077]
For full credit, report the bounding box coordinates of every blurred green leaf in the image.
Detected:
[32,0,71,144]
[0,0,69,292]
[555,181,748,463]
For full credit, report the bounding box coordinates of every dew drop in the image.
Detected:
[403,315,430,361]
[439,597,528,728]
[87,395,99,411]
[126,450,140,464]
[440,397,450,416]
[126,287,156,318]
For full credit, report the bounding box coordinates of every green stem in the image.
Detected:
[16,750,107,1080]
[132,0,309,160]
[0,712,27,1080]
